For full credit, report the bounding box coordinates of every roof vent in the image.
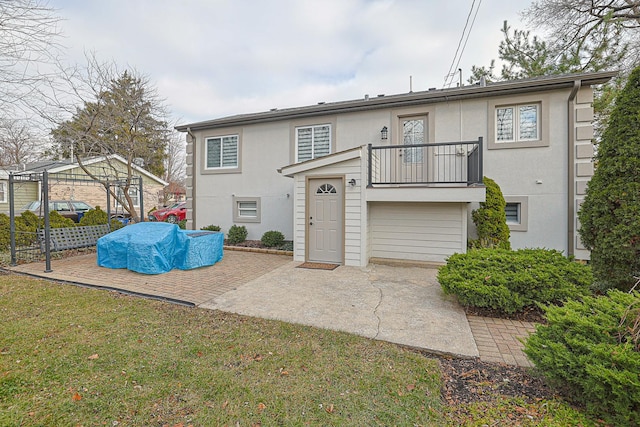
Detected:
[270,108,277,111]
[364,94,369,100]
[479,76,487,87]
[377,94,384,97]
[428,87,436,91]
[318,101,325,105]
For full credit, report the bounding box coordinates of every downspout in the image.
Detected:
[567,80,581,257]
[187,127,197,230]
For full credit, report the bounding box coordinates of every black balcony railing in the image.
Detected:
[367,138,483,187]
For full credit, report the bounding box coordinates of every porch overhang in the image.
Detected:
[365,185,485,203]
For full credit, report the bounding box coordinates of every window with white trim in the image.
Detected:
[0,181,6,203]
[116,187,140,207]
[296,124,331,162]
[496,104,539,143]
[206,135,239,169]
[233,196,261,223]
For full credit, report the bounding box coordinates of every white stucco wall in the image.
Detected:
[189,86,576,255]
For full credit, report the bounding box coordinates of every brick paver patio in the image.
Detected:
[467,315,537,367]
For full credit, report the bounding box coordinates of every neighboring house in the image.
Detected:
[1,155,168,217]
[176,71,616,266]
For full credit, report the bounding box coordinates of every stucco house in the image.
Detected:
[176,71,616,266]
[1,154,168,217]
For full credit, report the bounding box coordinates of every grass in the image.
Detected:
[0,275,442,426]
[0,274,606,426]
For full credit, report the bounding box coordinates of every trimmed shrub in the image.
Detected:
[178,219,187,230]
[227,225,247,244]
[261,230,285,248]
[468,176,511,250]
[200,224,221,232]
[524,291,640,425]
[438,248,592,313]
[79,207,108,226]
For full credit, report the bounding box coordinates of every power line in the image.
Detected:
[443,0,483,88]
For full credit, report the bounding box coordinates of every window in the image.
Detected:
[496,104,539,143]
[505,203,520,224]
[488,95,549,150]
[233,196,261,223]
[402,117,426,163]
[0,181,6,203]
[504,196,528,231]
[296,125,331,162]
[206,135,238,169]
[116,187,140,207]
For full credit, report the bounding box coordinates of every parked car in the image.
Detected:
[148,201,186,223]
[19,200,93,223]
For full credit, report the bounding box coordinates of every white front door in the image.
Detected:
[308,178,343,263]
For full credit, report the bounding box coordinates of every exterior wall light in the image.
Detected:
[348,178,356,187]
[380,126,388,140]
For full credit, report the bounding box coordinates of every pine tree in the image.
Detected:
[578,66,640,291]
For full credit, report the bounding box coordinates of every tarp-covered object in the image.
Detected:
[97,222,223,274]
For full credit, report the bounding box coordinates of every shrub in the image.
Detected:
[438,248,592,313]
[48,211,76,228]
[109,219,125,231]
[468,177,511,250]
[578,66,640,291]
[0,213,33,250]
[261,230,285,247]
[178,219,187,230]
[524,291,640,425]
[79,207,108,226]
[227,225,247,244]
[200,224,221,232]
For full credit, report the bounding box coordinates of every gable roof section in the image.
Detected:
[15,155,168,186]
[279,146,363,177]
[176,71,617,132]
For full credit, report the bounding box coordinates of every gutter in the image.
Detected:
[567,80,581,257]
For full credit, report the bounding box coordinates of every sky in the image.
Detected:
[47,0,528,127]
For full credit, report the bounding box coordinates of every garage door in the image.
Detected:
[369,202,465,263]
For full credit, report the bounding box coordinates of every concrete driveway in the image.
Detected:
[203,261,478,358]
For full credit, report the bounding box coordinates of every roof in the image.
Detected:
[176,70,618,132]
[12,155,168,186]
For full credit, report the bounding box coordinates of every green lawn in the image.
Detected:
[0,274,604,426]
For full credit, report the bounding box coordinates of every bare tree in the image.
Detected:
[161,128,186,204]
[0,0,63,117]
[48,55,170,221]
[0,118,40,166]
[524,0,640,71]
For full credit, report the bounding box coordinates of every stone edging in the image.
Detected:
[223,245,293,257]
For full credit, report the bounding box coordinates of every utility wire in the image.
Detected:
[442,0,482,88]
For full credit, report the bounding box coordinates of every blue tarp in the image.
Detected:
[97,222,224,274]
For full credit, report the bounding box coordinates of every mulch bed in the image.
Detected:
[432,354,554,405]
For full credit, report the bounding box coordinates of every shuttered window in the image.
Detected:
[206,135,238,169]
[296,125,331,162]
[505,202,520,224]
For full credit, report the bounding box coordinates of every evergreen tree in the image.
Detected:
[469,177,511,250]
[578,66,640,291]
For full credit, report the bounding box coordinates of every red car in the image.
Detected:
[148,202,186,223]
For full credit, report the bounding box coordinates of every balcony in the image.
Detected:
[365,138,485,203]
